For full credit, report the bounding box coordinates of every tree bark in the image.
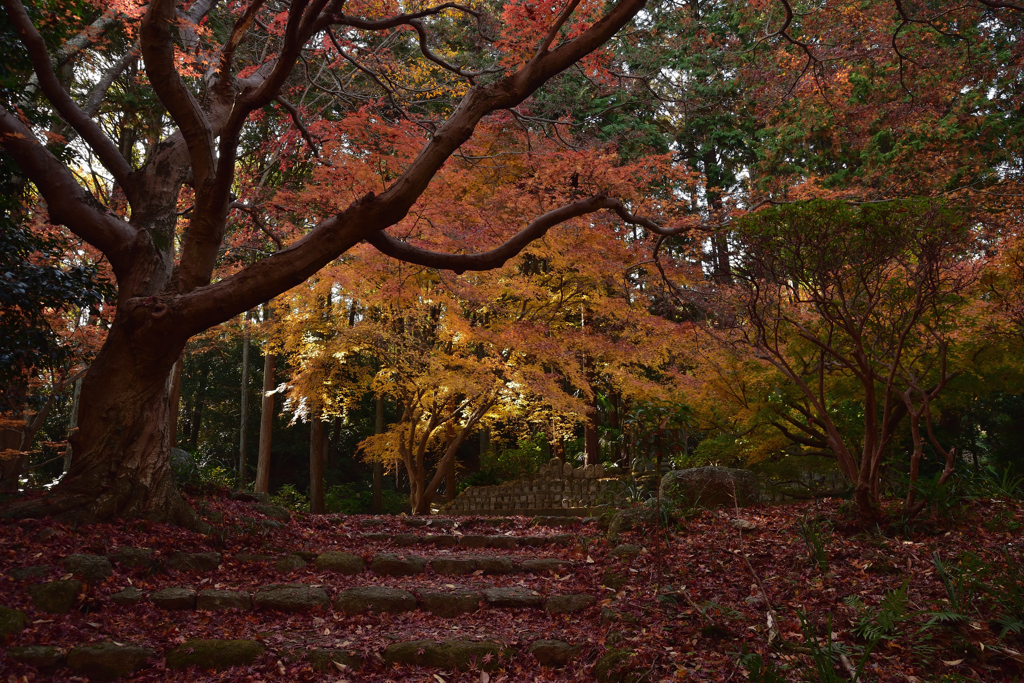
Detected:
[238,313,250,483]
[372,394,383,513]
[309,411,325,514]
[168,355,183,448]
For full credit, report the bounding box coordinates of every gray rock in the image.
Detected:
[423,534,458,547]
[547,534,575,545]
[420,589,481,617]
[314,551,364,574]
[33,527,59,542]
[197,589,251,610]
[168,551,222,572]
[519,558,570,573]
[109,547,154,568]
[608,506,660,539]
[252,504,291,522]
[334,586,416,615]
[370,553,426,576]
[166,639,265,670]
[170,447,197,484]
[253,583,329,612]
[392,533,419,546]
[529,639,582,667]
[110,586,145,606]
[6,645,65,670]
[383,639,509,671]
[489,536,519,549]
[518,536,549,547]
[307,648,362,672]
[63,553,113,583]
[430,557,477,575]
[151,586,197,610]
[731,518,757,530]
[361,532,391,541]
[458,535,490,549]
[275,554,307,572]
[0,604,28,635]
[28,579,82,613]
[472,555,515,574]
[660,466,758,509]
[593,648,642,683]
[544,593,596,614]
[602,570,628,590]
[609,544,642,559]
[7,565,50,581]
[482,587,543,608]
[235,553,276,563]
[403,518,429,527]
[67,642,154,680]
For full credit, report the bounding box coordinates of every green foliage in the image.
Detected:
[271,483,309,512]
[324,483,406,515]
[845,582,913,643]
[795,612,859,683]
[797,514,832,574]
[985,547,1024,638]
[734,648,789,683]
[931,552,981,622]
[173,458,238,494]
[458,434,549,490]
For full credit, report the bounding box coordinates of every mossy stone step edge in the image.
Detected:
[9,638,590,676]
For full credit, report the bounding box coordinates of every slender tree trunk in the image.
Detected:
[187,365,210,452]
[255,304,276,495]
[372,394,383,513]
[64,376,83,474]
[445,422,457,504]
[310,411,325,514]
[238,314,250,483]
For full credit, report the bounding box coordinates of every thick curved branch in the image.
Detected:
[365,195,659,274]
[322,3,482,31]
[140,0,215,188]
[407,18,497,81]
[0,106,133,262]
[4,0,134,191]
[84,48,139,118]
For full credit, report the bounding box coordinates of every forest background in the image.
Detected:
[1,0,1023,525]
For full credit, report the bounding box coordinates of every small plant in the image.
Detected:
[271,483,309,512]
[930,551,980,623]
[845,581,912,643]
[985,546,1024,637]
[798,513,832,574]
[795,612,860,683]
[735,648,789,683]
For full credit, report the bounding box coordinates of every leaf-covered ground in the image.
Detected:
[1,494,1022,681]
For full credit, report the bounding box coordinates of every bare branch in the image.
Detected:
[3,0,134,190]
[537,0,582,55]
[274,96,321,157]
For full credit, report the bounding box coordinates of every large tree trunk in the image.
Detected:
[1,322,203,528]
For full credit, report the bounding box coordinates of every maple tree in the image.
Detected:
[0,0,674,526]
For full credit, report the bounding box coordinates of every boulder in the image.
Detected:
[307,648,362,672]
[197,589,251,610]
[28,579,82,613]
[482,587,543,608]
[253,583,329,612]
[109,547,154,568]
[659,466,758,510]
[67,642,154,680]
[0,604,28,636]
[544,593,596,614]
[252,504,291,522]
[420,589,482,617]
[167,639,265,669]
[529,639,582,667]
[609,544,642,559]
[7,645,65,670]
[274,554,307,573]
[8,565,51,581]
[151,587,197,610]
[110,586,145,606]
[370,553,426,576]
[168,551,222,572]
[63,553,113,583]
[170,447,198,484]
[383,639,509,671]
[334,586,416,615]
[314,551,364,574]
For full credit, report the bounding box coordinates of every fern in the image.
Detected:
[848,581,911,642]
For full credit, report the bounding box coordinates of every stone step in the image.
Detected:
[5,635,590,677]
[102,581,598,616]
[354,531,581,548]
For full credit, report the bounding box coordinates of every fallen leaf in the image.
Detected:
[942,659,963,666]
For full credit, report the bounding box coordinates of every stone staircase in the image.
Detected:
[0,505,657,681]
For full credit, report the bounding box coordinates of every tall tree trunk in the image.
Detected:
[444,422,457,504]
[583,359,601,466]
[64,376,83,474]
[187,364,210,451]
[238,314,250,483]
[372,394,383,513]
[255,303,276,495]
[310,411,325,514]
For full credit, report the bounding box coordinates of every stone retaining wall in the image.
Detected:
[445,459,619,513]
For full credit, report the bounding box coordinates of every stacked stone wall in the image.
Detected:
[444,459,619,513]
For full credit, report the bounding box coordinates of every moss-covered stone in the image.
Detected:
[6,645,66,670]
[167,551,221,572]
[307,648,362,672]
[482,586,543,608]
[519,558,570,573]
[383,639,510,671]
[7,565,51,581]
[274,554,307,572]
[544,593,596,614]
[110,586,145,606]
[109,546,154,568]
[660,466,758,509]
[602,570,628,590]
[252,504,291,522]
[63,553,113,583]
[151,586,197,610]
[609,544,642,559]
[167,639,265,670]
[67,642,154,680]
[370,553,427,576]
[314,551,364,574]
[0,604,28,636]
[253,583,329,612]
[593,648,642,683]
[28,579,82,613]
[197,589,251,610]
[420,589,481,617]
[529,639,582,667]
[334,586,416,614]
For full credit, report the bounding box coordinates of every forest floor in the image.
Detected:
[1,492,1023,682]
